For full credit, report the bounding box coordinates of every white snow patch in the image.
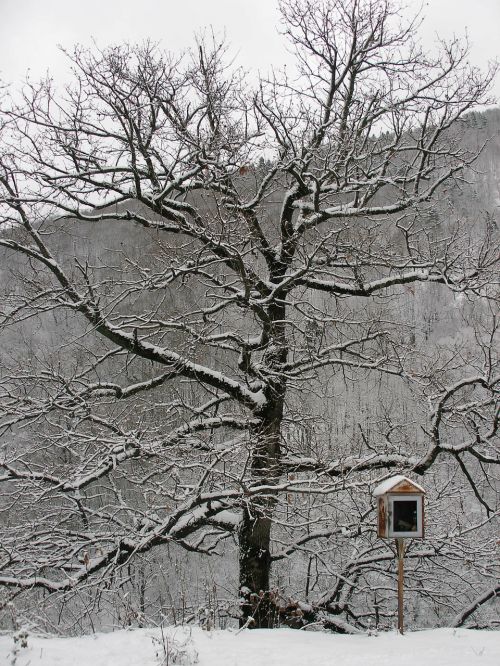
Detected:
[0,626,499,666]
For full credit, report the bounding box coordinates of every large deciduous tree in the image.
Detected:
[0,0,498,630]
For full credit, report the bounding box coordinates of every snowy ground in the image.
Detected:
[1,626,499,666]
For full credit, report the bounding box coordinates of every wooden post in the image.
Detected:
[396,538,406,634]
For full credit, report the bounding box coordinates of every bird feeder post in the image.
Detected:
[373,475,425,635]
[396,537,406,634]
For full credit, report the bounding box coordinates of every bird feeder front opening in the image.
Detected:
[389,494,423,537]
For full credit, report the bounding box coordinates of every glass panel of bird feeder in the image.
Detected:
[393,500,418,532]
[389,495,423,537]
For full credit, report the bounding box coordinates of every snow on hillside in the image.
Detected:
[1,626,499,666]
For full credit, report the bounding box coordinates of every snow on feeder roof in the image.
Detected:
[373,475,425,497]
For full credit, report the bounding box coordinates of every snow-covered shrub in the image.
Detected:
[152,627,199,666]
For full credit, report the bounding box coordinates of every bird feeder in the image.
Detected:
[373,475,425,634]
[374,475,425,539]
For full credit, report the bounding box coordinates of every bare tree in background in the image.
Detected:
[0,0,498,630]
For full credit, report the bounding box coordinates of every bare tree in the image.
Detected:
[0,0,498,630]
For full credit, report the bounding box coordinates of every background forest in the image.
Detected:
[0,0,498,636]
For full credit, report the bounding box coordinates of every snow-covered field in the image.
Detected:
[1,626,499,666]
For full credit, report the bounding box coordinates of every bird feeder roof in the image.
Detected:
[373,475,425,497]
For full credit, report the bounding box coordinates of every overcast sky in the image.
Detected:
[1,0,499,99]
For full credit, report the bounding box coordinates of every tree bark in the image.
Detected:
[239,506,276,627]
[239,387,284,627]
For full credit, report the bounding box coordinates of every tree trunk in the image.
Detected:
[239,506,276,627]
[239,393,284,628]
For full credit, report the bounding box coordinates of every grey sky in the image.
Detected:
[0,0,498,99]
